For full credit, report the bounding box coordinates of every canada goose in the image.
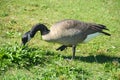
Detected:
[22,19,111,59]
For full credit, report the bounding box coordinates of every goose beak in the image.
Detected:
[21,31,31,46]
[21,36,28,46]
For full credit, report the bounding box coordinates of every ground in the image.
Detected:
[0,0,120,80]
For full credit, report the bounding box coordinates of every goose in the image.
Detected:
[22,19,111,59]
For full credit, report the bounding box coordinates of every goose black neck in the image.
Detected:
[30,24,50,38]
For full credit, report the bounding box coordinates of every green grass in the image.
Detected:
[0,0,120,80]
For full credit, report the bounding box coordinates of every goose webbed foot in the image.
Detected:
[56,45,67,51]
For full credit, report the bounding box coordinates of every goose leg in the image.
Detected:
[56,45,67,51]
[72,45,76,59]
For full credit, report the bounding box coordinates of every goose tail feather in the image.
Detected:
[97,24,111,36]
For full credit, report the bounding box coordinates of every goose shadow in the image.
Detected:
[63,54,120,63]
[18,46,120,64]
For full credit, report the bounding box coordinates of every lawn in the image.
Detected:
[0,0,120,80]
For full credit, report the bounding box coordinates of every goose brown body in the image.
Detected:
[42,19,109,46]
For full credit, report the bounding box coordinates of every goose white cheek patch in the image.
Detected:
[83,32,101,43]
[27,34,32,41]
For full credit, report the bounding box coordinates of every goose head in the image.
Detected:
[21,24,49,45]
